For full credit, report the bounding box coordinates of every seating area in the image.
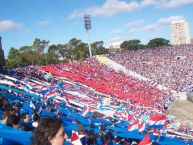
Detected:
[0,56,193,144]
[107,45,193,92]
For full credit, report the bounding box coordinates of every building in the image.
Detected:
[0,36,6,67]
[107,40,124,49]
[171,20,191,45]
[191,38,193,45]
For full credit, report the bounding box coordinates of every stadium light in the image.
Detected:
[84,14,92,57]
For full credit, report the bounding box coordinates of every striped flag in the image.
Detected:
[138,122,146,132]
[128,119,139,131]
[44,90,57,99]
[81,106,90,116]
[149,115,166,126]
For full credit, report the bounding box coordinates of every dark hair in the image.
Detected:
[32,114,40,122]
[31,116,63,145]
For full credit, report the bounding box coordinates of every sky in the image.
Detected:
[0,0,193,57]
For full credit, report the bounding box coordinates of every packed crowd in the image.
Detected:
[107,45,193,91]
[0,88,149,145]
[0,55,193,144]
[39,58,173,112]
[14,64,165,118]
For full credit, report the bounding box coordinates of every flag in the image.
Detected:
[138,122,146,132]
[65,95,70,105]
[128,119,139,131]
[81,106,92,117]
[149,115,166,126]
[24,82,40,90]
[70,131,86,145]
[153,129,162,136]
[127,114,134,121]
[71,131,82,145]
[97,98,114,110]
[165,122,180,129]
[44,90,57,99]
[113,106,123,119]
[138,133,151,145]
[141,115,150,123]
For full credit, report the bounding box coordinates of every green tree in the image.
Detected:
[7,48,23,68]
[57,44,71,61]
[46,44,59,64]
[19,46,34,65]
[67,38,89,60]
[120,39,142,50]
[91,41,108,55]
[32,38,49,64]
[147,38,170,48]
[74,42,89,61]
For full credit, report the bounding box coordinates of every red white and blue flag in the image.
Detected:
[81,106,94,117]
[44,90,57,99]
[148,115,167,126]
[138,122,146,132]
[70,131,86,145]
[128,119,139,131]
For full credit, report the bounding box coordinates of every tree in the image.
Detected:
[57,44,71,61]
[74,42,89,61]
[147,38,170,48]
[46,44,59,64]
[19,46,34,65]
[67,38,89,61]
[120,39,142,50]
[91,41,108,55]
[32,38,49,64]
[7,48,23,68]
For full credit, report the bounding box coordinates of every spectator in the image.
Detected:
[20,113,33,131]
[31,116,68,145]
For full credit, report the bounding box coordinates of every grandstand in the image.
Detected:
[0,45,193,145]
[0,48,192,144]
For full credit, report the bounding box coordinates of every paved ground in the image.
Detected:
[169,100,193,128]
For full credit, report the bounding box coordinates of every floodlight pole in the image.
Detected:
[87,30,92,57]
[84,14,92,57]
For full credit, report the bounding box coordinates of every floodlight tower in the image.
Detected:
[84,14,92,57]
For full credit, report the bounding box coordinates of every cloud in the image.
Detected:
[132,16,184,32]
[0,20,22,32]
[25,29,32,32]
[110,28,123,34]
[69,0,193,19]
[156,0,193,8]
[110,19,144,34]
[141,0,156,7]
[37,19,50,26]
[69,0,140,19]
[124,19,144,28]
